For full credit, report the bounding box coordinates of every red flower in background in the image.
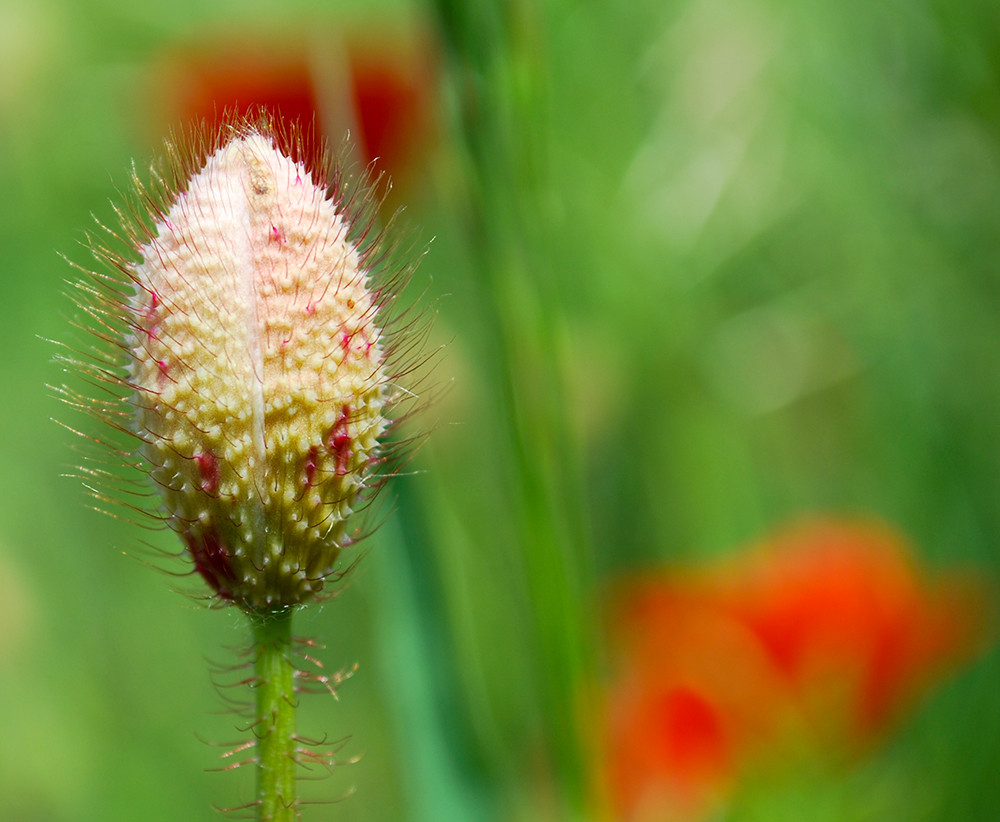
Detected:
[603,520,990,822]
[715,521,985,740]
[150,27,437,188]
[156,39,319,141]
[605,599,784,822]
[345,33,437,188]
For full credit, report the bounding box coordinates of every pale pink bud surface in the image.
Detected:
[124,129,390,611]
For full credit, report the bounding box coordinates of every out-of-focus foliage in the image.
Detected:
[2,0,999,820]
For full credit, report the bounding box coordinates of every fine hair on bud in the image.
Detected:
[57,111,432,614]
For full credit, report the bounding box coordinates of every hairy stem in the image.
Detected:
[251,608,297,821]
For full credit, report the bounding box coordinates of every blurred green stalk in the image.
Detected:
[430,1,597,817]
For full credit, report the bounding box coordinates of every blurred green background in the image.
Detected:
[2,0,1000,819]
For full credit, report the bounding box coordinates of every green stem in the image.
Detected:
[250,608,297,822]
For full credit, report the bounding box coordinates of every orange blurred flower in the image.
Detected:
[602,519,990,822]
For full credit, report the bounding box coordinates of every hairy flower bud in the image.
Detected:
[66,119,416,613]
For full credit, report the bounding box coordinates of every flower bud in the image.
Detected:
[77,120,410,613]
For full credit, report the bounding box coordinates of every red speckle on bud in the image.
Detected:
[328,406,353,477]
[303,445,320,488]
[185,529,237,601]
[196,451,220,495]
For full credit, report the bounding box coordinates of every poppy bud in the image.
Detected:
[73,118,411,613]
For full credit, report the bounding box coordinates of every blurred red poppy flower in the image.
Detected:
[149,27,437,187]
[344,32,438,187]
[602,519,990,822]
[714,521,987,741]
